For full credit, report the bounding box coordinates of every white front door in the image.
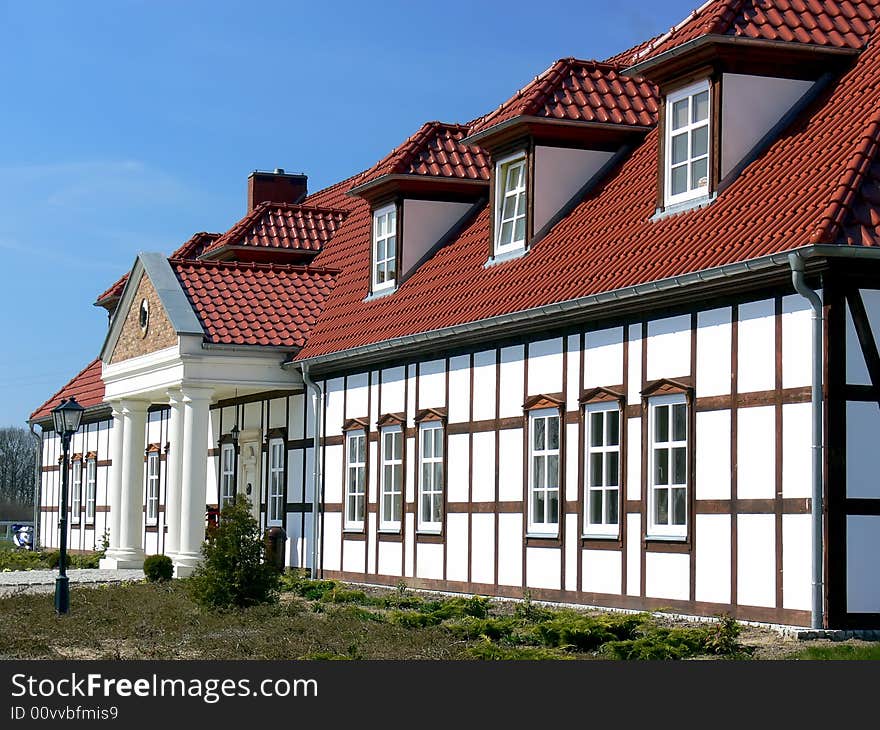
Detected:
[237,430,262,524]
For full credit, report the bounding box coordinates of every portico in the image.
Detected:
[97,253,303,575]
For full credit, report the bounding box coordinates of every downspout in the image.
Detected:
[300,364,323,579]
[788,252,824,629]
[28,424,41,550]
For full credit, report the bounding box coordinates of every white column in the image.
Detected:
[99,402,127,569]
[174,386,213,576]
[112,400,148,568]
[164,390,184,559]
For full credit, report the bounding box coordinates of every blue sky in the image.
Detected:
[0,0,698,426]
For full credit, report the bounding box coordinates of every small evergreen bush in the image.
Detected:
[188,497,280,609]
[143,554,174,582]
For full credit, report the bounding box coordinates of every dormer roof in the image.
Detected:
[348,121,490,202]
[464,58,658,150]
[619,0,877,83]
[200,202,349,262]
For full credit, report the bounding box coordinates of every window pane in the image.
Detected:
[534,455,544,490]
[499,220,513,245]
[388,209,396,228]
[357,467,365,492]
[655,488,669,525]
[691,125,708,158]
[433,463,443,491]
[671,132,688,165]
[692,91,709,122]
[383,493,392,521]
[673,447,687,485]
[672,487,687,525]
[654,448,668,485]
[590,452,603,487]
[673,403,687,441]
[547,455,559,489]
[672,98,688,130]
[376,238,385,260]
[548,417,559,450]
[384,464,392,491]
[655,405,669,442]
[393,464,402,490]
[608,410,619,446]
[421,494,431,523]
[513,215,525,243]
[393,493,401,522]
[356,495,364,522]
[502,194,516,219]
[607,489,619,526]
[533,489,545,524]
[434,428,443,456]
[387,236,396,258]
[589,489,603,525]
[394,432,402,459]
[548,491,558,525]
[671,165,688,195]
[606,452,619,487]
[590,411,604,447]
[533,417,545,451]
[432,495,442,523]
[691,157,708,190]
[384,434,393,461]
[422,463,431,489]
[376,215,385,237]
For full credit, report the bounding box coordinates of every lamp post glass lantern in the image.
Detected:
[51,397,84,615]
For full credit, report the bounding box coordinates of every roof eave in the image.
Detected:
[623,34,860,81]
[461,115,653,150]
[29,402,112,429]
[347,174,489,203]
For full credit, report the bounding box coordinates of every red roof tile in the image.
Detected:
[172,259,338,349]
[297,22,880,360]
[30,359,105,422]
[616,0,880,66]
[173,231,221,259]
[95,274,128,305]
[201,203,349,257]
[840,151,880,245]
[469,58,658,135]
[359,122,491,184]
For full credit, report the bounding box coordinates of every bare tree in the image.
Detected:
[0,426,36,518]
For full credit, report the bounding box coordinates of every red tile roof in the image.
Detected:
[30,359,106,422]
[840,147,880,245]
[201,203,349,257]
[469,58,658,135]
[296,21,880,360]
[172,259,338,348]
[95,274,128,305]
[359,122,491,184]
[616,0,880,66]
[173,231,221,259]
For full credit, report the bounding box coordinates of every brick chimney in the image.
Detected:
[247,168,308,212]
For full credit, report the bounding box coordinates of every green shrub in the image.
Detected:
[445,615,519,642]
[188,497,280,609]
[703,614,744,655]
[143,554,174,582]
[532,612,647,651]
[601,626,707,660]
[69,552,102,569]
[467,639,572,660]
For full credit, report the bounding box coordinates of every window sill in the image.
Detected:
[525,533,561,547]
[377,530,403,542]
[484,246,527,268]
[651,192,716,222]
[582,532,620,541]
[363,286,396,303]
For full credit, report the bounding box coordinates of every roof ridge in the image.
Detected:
[170,257,341,276]
[812,106,880,244]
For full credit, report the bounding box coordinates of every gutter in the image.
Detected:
[788,252,824,630]
[299,364,323,579]
[28,424,41,550]
[296,243,880,375]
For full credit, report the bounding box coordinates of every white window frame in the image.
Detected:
[647,394,689,539]
[71,460,82,522]
[493,152,528,255]
[417,421,444,533]
[527,408,561,536]
[371,203,398,293]
[379,426,403,531]
[268,437,285,526]
[85,458,96,524]
[664,79,711,207]
[220,443,236,511]
[146,452,160,526]
[584,402,621,537]
[344,430,367,530]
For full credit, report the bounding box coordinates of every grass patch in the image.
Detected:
[0,549,102,572]
[793,643,880,660]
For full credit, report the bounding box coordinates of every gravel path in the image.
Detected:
[0,569,144,597]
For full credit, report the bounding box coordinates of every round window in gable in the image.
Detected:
[139,298,150,336]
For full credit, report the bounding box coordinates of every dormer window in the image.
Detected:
[665,80,710,207]
[372,203,398,294]
[494,152,527,255]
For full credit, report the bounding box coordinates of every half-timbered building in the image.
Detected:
[29,0,880,629]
